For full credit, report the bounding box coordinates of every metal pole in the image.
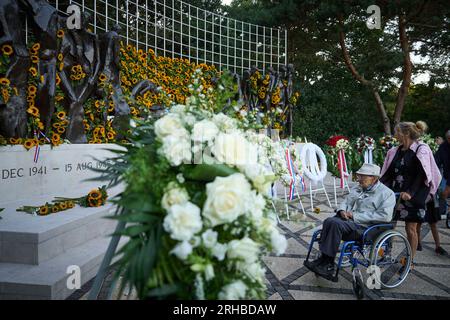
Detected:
[163,0,166,57]
[285,28,288,66]
[105,0,108,31]
[145,0,148,51]
[136,0,139,49]
[172,0,175,59]
[263,27,266,72]
[126,0,129,45]
[87,220,126,300]
[154,0,157,55]
[180,1,183,59]
[94,0,97,34]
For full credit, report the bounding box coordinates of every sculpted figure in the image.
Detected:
[0,1,29,138]
[59,11,101,143]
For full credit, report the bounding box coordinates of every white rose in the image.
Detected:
[212,243,227,261]
[218,280,247,300]
[213,132,257,166]
[192,119,219,143]
[212,113,237,131]
[270,229,287,255]
[227,237,260,264]
[201,229,218,248]
[154,113,187,139]
[163,202,203,241]
[202,173,252,227]
[243,262,266,283]
[160,135,192,166]
[204,264,215,281]
[242,163,276,194]
[250,191,266,221]
[170,241,193,260]
[161,187,189,211]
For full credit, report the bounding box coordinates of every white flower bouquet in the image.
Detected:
[101,70,287,300]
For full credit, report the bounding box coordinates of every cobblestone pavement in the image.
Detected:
[266,175,450,300]
[69,174,450,300]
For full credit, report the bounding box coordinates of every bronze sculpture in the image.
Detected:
[0,0,29,138]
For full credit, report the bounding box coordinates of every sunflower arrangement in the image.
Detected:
[53,185,108,208]
[70,64,86,81]
[16,201,75,216]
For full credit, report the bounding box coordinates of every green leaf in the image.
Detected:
[108,212,159,224]
[114,225,151,238]
[180,163,238,182]
[146,284,180,298]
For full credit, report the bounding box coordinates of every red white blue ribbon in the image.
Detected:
[33,130,51,163]
[337,149,349,189]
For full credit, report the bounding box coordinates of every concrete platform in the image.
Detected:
[0,185,126,299]
[0,235,128,299]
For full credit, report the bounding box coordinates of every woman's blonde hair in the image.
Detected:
[395,121,428,140]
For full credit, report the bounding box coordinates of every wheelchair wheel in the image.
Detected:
[369,230,412,289]
[352,268,365,300]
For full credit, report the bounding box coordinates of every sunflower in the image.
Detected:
[0,78,10,85]
[38,121,44,130]
[59,202,68,210]
[31,43,40,52]
[57,29,65,38]
[23,139,35,150]
[107,105,114,113]
[51,133,61,145]
[56,111,66,120]
[56,95,64,102]
[27,106,39,117]
[67,201,75,209]
[88,197,102,207]
[9,137,21,144]
[56,74,61,86]
[99,74,107,82]
[1,89,9,103]
[31,55,39,64]
[28,67,38,77]
[51,205,59,213]
[52,122,61,129]
[2,44,13,56]
[39,206,49,216]
[57,53,63,61]
[57,127,65,134]
[88,189,102,200]
[59,62,64,71]
[28,85,37,95]
[107,132,115,140]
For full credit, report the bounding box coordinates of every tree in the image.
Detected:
[226,0,449,135]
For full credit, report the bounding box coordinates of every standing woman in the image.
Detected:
[380,121,442,265]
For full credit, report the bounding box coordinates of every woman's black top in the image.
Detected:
[380,145,430,222]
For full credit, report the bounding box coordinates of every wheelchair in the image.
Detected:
[304,221,412,300]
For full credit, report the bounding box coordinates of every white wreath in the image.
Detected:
[299,143,327,183]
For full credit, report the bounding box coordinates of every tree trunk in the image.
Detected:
[338,16,391,135]
[393,14,413,127]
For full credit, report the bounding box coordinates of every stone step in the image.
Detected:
[0,185,123,265]
[0,233,128,300]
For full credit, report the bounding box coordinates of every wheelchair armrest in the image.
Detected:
[362,223,395,243]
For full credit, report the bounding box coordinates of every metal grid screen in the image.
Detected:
[44,0,287,75]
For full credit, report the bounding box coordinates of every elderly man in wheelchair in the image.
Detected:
[304,163,412,298]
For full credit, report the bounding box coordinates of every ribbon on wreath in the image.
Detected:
[337,148,349,189]
[363,146,374,164]
[285,148,296,200]
[33,130,51,163]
